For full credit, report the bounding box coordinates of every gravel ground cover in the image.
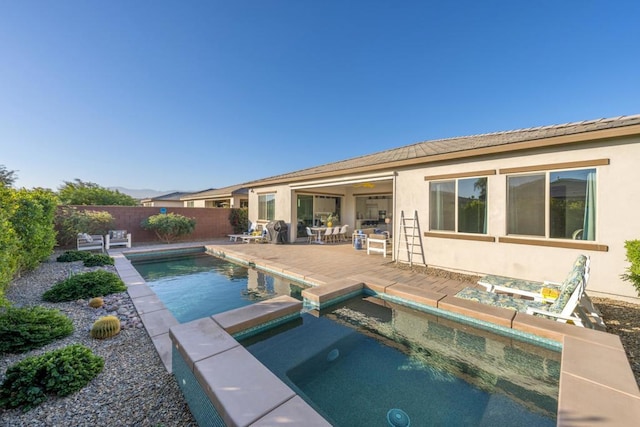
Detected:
[0,252,197,427]
[1,253,639,426]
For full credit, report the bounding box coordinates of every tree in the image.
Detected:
[141,213,196,244]
[57,179,138,206]
[0,165,18,187]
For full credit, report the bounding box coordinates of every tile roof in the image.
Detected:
[249,114,640,185]
[181,184,248,200]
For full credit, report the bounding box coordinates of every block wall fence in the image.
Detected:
[58,206,234,246]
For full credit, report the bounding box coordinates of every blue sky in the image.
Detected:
[1,1,638,192]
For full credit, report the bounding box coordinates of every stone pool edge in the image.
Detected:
[111,245,640,426]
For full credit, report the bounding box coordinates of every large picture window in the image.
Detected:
[429,177,487,234]
[507,168,596,240]
[258,194,275,221]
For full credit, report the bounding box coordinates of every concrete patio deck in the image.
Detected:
[110,239,640,426]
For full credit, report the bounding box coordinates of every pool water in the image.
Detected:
[131,253,308,323]
[242,296,559,426]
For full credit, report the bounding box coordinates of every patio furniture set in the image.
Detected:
[76,230,132,252]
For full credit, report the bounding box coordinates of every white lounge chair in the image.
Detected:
[105,230,131,249]
[478,255,590,302]
[77,233,104,252]
[455,258,604,328]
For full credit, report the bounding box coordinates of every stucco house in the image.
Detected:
[181,184,249,208]
[241,114,640,301]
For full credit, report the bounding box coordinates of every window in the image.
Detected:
[186,201,194,207]
[429,177,487,234]
[258,194,275,221]
[507,168,596,240]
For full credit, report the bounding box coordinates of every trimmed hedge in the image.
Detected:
[43,270,126,302]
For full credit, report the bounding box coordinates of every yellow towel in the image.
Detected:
[541,287,559,300]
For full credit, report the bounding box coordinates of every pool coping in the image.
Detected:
[111,244,640,426]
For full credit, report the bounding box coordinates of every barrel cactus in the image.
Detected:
[88,297,104,308]
[90,315,121,339]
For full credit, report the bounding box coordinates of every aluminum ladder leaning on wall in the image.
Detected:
[396,210,425,266]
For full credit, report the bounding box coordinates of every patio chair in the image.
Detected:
[455,264,597,327]
[77,233,105,252]
[332,226,341,242]
[105,230,132,249]
[305,227,314,244]
[478,255,590,302]
[322,227,334,243]
[337,224,349,242]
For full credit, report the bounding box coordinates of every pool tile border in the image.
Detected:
[112,245,640,427]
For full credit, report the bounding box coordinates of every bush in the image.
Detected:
[42,270,126,302]
[54,207,114,247]
[141,212,196,243]
[8,188,58,272]
[0,306,74,354]
[0,187,57,305]
[622,240,640,297]
[56,251,113,267]
[82,254,114,267]
[0,191,18,306]
[56,250,93,262]
[229,208,248,234]
[0,344,104,411]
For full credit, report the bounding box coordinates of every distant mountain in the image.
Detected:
[108,187,183,200]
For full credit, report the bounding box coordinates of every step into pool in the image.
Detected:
[241,296,559,426]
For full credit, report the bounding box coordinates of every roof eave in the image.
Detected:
[248,123,640,188]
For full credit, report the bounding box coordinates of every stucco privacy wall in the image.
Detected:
[58,206,234,245]
[394,135,640,300]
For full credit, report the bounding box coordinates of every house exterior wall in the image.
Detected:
[394,135,640,300]
[248,184,293,236]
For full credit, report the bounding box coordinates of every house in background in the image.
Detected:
[242,114,640,301]
[180,184,249,208]
[140,191,193,207]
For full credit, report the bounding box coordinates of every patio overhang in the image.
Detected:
[289,171,397,191]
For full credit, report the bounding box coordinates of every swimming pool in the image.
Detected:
[242,296,559,426]
[130,252,308,323]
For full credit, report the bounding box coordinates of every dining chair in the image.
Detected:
[338,224,349,242]
[305,227,314,243]
[323,227,334,243]
[332,226,341,242]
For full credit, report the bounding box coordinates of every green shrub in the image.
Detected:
[56,250,93,262]
[141,212,196,243]
[82,254,114,267]
[42,270,126,302]
[0,306,74,353]
[622,240,640,297]
[0,191,18,306]
[229,208,249,234]
[0,344,104,411]
[54,207,114,247]
[0,187,57,305]
[56,251,112,267]
[8,188,58,272]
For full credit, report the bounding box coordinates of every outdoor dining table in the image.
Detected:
[310,226,327,244]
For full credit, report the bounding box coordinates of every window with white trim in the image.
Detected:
[258,194,275,221]
[507,168,596,240]
[429,177,488,234]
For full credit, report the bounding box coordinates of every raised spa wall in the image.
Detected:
[111,247,640,427]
